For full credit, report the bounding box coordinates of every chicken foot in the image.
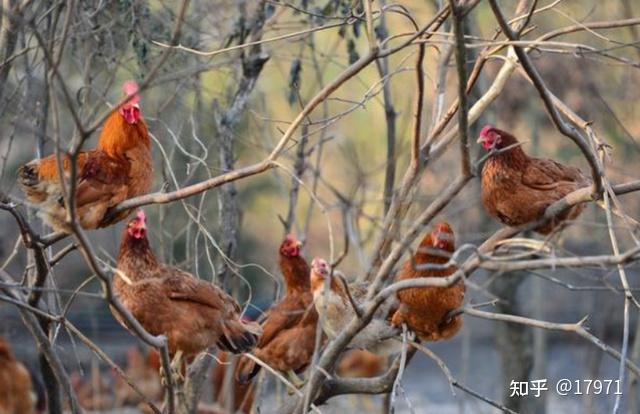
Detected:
[286,370,306,394]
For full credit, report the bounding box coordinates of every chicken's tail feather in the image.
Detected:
[18,163,38,185]
[0,338,12,359]
[217,319,261,354]
[17,163,40,189]
[17,162,53,204]
[235,355,260,384]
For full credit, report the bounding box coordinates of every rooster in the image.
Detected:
[18,81,153,233]
[391,222,465,341]
[0,337,36,414]
[114,210,260,381]
[310,258,400,356]
[236,234,318,386]
[477,125,591,234]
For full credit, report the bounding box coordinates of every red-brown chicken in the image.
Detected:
[115,210,260,378]
[391,222,465,341]
[211,351,255,414]
[0,337,36,414]
[18,81,153,233]
[236,234,318,385]
[478,125,591,234]
[336,349,385,378]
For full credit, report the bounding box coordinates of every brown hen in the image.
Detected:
[114,210,260,374]
[0,337,35,414]
[478,125,591,234]
[18,81,153,233]
[391,222,465,342]
[236,234,318,384]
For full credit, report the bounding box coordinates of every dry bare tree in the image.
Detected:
[1,1,640,413]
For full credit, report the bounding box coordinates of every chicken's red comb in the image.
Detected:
[480,124,495,137]
[433,222,453,234]
[284,233,302,245]
[123,80,139,96]
[122,80,140,106]
[136,210,146,222]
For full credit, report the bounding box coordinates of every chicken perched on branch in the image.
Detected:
[391,222,465,341]
[115,210,260,380]
[18,81,153,233]
[0,337,36,414]
[311,258,400,355]
[478,125,591,234]
[236,234,318,385]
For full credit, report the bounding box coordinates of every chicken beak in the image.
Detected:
[476,136,486,144]
[295,240,302,248]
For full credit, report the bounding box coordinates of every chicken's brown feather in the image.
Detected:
[257,294,312,347]
[251,304,317,372]
[479,127,591,234]
[159,269,232,311]
[391,222,465,342]
[522,158,588,190]
[0,338,35,414]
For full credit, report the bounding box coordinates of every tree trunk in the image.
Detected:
[491,271,544,414]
